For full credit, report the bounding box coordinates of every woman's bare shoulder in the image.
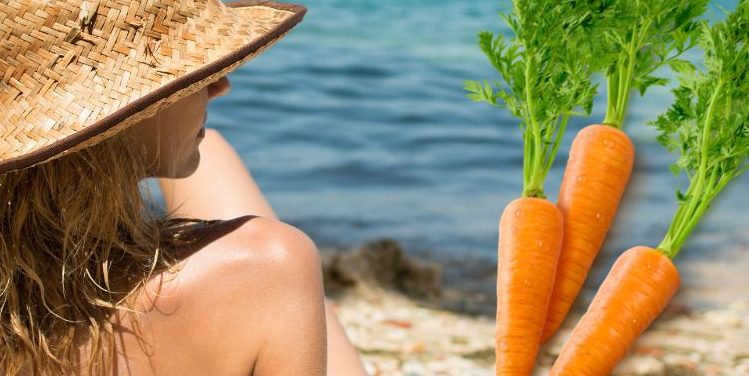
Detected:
[152,216,319,291]
[115,217,325,376]
[207,216,319,265]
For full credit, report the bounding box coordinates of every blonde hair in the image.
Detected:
[0,131,181,375]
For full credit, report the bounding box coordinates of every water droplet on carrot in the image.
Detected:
[603,138,615,148]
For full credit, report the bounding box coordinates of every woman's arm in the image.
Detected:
[158,129,368,376]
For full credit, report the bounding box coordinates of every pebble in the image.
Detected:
[704,310,743,327]
[616,356,665,374]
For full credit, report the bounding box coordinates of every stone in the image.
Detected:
[322,239,442,299]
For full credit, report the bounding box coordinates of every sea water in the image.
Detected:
[204,0,746,306]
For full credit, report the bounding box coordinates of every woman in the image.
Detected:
[0,0,366,375]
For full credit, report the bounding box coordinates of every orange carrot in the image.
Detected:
[540,0,707,344]
[468,4,598,374]
[549,246,680,376]
[496,198,563,375]
[541,124,634,343]
[551,4,744,372]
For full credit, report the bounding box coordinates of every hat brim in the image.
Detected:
[0,1,306,174]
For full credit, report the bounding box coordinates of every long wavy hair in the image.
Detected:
[0,130,183,375]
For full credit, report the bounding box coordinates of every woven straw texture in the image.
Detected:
[0,0,305,173]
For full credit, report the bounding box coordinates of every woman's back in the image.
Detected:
[68,216,326,376]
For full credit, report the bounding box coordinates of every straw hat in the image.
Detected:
[0,0,306,174]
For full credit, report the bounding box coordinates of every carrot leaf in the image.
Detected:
[465,1,597,198]
[585,0,709,128]
[654,0,749,258]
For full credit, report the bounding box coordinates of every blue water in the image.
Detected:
[194,1,747,298]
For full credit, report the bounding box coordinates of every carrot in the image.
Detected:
[540,124,634,343]
[549,246,679,376]
[541,0,707,343]
[496,198,562,375]
[552,5,749,373]
[466,2,598,373]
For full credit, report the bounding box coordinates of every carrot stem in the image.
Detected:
[602,20,644,129]
[521,56,547,198]
[544,114,570,175]
[657,79,724,258]
[603,72,620,127]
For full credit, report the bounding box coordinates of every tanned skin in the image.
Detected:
[97,77,368,376]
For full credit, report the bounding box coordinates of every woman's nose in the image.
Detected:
[208,76,231,99]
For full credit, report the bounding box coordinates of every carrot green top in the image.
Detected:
[590,0,707,128]
[654,1,749,259]
[466,1,597,198]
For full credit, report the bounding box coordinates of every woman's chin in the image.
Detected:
[155,152,201,179]
[176,152,201,179]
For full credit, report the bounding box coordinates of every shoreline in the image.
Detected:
[323,240,749,375]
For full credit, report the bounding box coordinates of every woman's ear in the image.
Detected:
[208,77,231,99]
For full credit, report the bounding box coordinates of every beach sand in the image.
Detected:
[331,289,749,376]
[323,242,749,376]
